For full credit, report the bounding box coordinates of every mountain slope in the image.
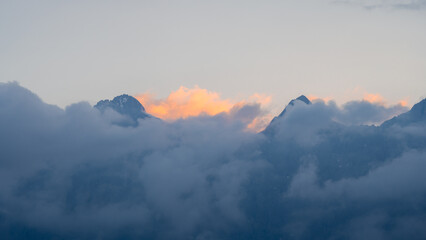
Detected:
[381,98,426,127]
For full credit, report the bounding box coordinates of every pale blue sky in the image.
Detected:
[1,0,425,111]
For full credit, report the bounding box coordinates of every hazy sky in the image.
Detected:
[1,0,425,110]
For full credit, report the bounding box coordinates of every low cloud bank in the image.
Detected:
[0,82,425,240]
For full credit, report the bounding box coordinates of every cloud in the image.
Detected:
[307,91,408,125]
[287,150,426,200]
[0,82,267,239]
[136,86,234,120]
[363,93,385,105]
[336,99,408,125]
[307,95,333,103]
[136,86,272,132]
[268,98,407,138]
[333,0,426,10]
[284,150,426,239]
[1,82,426,239]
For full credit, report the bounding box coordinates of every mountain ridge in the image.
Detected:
[381,98,426,127]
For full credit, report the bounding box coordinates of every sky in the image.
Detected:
[1,0,425,113]
[2,2,426,239]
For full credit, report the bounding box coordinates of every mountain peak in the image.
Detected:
[262,94,311,135]
[94,94,150,124]
[277,95,311,118]
[296,95,310,104]
[111,94,146,112]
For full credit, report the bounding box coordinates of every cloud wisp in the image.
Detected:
[333,0,426,10]
[0,82,425,240]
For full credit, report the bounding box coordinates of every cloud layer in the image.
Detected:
[0,82,425,240]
